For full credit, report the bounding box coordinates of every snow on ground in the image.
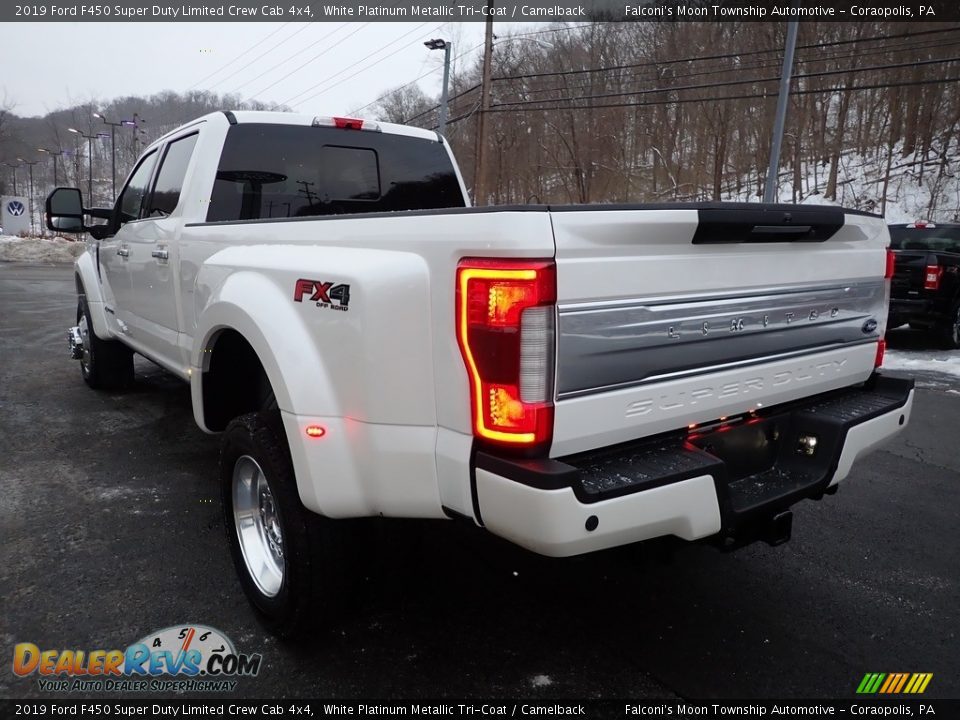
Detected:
[883,350,960,380]
[0,235,86,264]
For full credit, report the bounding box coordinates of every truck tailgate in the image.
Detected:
[549,204,889,456]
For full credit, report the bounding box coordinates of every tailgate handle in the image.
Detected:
[750,225,813,236]
[692,207,844,244]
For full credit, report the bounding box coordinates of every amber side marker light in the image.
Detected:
[305,425,327,438]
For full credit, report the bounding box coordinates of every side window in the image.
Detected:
[117,151,158,224]
[147,133,199,217]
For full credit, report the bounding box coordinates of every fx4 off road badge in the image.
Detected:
[294,279,350,312]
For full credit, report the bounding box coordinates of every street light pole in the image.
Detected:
[68,128,108,203]
[37,147,68,186]
[93,112,123,200]
[424,39,452,136]
[3,162,18,194]
[763,18,800,203]
[17,158,39,233]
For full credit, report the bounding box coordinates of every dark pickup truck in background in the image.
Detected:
[888,222,960,349]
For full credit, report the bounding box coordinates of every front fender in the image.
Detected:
[74,247,113,339]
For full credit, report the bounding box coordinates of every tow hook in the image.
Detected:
[68,326,84,360]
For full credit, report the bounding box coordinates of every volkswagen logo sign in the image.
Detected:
[862,318,878,334]
[7,201,25,217]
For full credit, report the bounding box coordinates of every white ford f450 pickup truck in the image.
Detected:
[47,111,913,636]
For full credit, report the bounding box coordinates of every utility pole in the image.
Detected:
[472,8,494,206]
[763,18,800,203]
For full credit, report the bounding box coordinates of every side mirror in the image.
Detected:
[45,187,85,233]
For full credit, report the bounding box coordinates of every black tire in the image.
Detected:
[76,295,134,390]
[939,303,960,350]
[220,412,356,639]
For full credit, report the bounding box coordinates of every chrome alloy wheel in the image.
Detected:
[77,313,92,375]
[232,455,285,598]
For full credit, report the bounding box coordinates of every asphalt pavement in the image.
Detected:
[1,263,957,701]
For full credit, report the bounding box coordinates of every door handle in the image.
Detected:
[151,248,169,261]
[117,246,130,257]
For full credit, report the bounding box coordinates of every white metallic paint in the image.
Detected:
[476,470,722,557]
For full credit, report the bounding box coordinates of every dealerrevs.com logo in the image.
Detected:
[13,624,262,693]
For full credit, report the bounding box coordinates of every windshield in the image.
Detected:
[889,226,960,253]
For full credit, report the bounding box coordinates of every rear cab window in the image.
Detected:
[889,226,960,253]
[206,124,465,222]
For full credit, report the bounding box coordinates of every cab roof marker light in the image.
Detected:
[312,116,381,132]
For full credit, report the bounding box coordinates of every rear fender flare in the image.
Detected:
[191,271,339,429]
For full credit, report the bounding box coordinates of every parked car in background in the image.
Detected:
[888,222,960,348]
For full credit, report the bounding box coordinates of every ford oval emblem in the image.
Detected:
[862,319,878,334]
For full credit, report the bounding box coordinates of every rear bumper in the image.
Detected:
[474,374,913,557]
[889,296,950,326]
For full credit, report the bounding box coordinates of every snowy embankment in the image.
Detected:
[0,235,86,263]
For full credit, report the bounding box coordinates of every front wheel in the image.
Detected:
[940,303,960,350]
[220,412,356,639]
[76,296,134,390]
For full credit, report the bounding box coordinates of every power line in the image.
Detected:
[404,83,481,123]
[228,24,355,96]
[493,26,960,83]
[354,43,484,116]
[207,24,313,92]
[491,56,960,109]
[285,23,450,109]
[503,36,960,99]
[401,26,960,125]
[187,22,293,90]
[478,75,960,116]
[352,24,605,119]
[243,23,372,103]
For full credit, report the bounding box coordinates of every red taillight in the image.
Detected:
[924,264,943,291]
[875,338,886,368]
[456,259,556,448]
[885,249,896,279]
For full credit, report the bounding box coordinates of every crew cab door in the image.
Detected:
[125,131,199,369]
[99,149,158,339]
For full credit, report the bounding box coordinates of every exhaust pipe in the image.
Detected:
[68,326,84,360]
